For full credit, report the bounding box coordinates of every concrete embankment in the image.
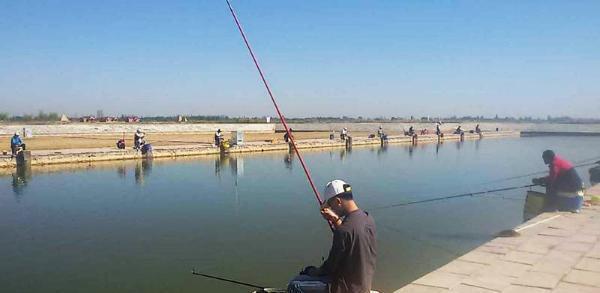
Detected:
[522,131,600,137]
[285,122,600,133]
[395,185,600,293]
[0,131,518,168]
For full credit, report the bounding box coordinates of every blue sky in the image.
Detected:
[1,0,599,118]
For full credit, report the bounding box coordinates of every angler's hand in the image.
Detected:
[320,207,338,221]
[320,207,342,226]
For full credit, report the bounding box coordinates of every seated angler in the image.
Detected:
[288,180,377,293]
[214,129,223,146]
[284,128,294,143]
[134,129,145,150]
[454,125,463,134]
[10,132,25,159]
[533,150,584,213]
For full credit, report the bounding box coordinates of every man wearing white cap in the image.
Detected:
[134,129,145,150]
[288,180,377,293]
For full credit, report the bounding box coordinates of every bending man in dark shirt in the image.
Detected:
[288,179,377,293]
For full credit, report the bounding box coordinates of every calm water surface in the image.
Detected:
[1,137,599,293]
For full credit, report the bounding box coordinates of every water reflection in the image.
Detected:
[455,140,463,150]
[134,158,153,186]
[339,147,351,161]
[11,164,32,201]
[435,142,443,156]
[2,137,600,293]
[117,164,127,179]
[408,144,415,158]
[214,153,244,212]
[377,144,388,157]
[214,154,244,179]
[284,152,294,170]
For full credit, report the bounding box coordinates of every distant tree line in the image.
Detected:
[1,112,599,124]
[0,111,59,122]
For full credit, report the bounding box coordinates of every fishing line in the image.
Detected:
[373,183,537,211]
[191,269,267,290]
[381,224,463,258]
[225,0,330,231]
[486,193,526,201]
[479,155,600,185]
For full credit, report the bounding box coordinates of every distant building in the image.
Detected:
[60,114,70,123]
[80,116,96,122]
[177,115,188,123]
[100,116,117,122]
[124,116,140,123]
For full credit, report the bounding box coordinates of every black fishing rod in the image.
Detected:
[481,156,600,185]
[191,269,267,290]
[373,183,537,211]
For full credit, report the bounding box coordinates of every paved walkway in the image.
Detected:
[395,186,600,293]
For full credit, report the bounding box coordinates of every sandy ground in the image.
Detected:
[0,131,376,151]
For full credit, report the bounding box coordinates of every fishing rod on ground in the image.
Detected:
[372,183,538,211]
[224,0,333,231]
[190,269,269,290]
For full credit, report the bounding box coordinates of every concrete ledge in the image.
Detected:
[394,201,600,293]
[521,131,600,137]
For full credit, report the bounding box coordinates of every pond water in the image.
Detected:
[1,136,599,293]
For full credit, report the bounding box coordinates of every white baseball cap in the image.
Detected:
[14,132,20,136]
[324,179,352,200]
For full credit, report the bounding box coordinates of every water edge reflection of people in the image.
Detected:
[117,164,127,179]
[11,163,32,201]
[214,153,244,212]
[455,139,463,150]
[284,151,294,170]
[214,153,244,179]
[134,158,153,186]
[339,146,351,161]
[377,144,388,157]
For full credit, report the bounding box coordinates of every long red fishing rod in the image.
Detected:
[225,0,331,228]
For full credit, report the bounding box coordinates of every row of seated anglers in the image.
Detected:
[7,124,499,160]
[407,123,484,137]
